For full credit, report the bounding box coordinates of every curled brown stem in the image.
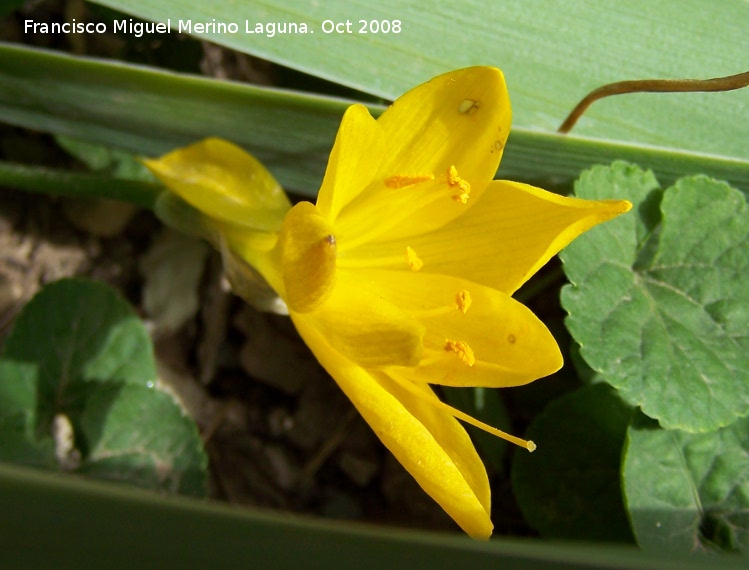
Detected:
[558,71,749,134]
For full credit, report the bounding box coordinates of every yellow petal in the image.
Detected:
[357,269,563,386]
[304,269,424,368]
[333,67,512,245]
[377,66,509,194]
[143,138,291,232]
[316,104,386,223]
[277,202,337,313]
[292,315,493,538]
[344,180,632,294]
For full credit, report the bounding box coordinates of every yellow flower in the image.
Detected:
[144,67,631,538]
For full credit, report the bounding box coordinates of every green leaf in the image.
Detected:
[5,460,749,570]
[561,163,749,432]
[512,384,634,542]
[0,279,156,415]
[77,383,207,497]
[0,0,25,18]
[623,415,749,553]
[0,279,207,496]
[92,0,749,162]
[1,43,748,200]
[56,135,156,181]
[0,160,161,209]
[0,387,56,467]
[0,41,343,194]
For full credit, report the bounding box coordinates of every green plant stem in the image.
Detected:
[0,161,161,210]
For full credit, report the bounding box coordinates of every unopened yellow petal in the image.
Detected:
[333,67,512,246]
[345,180,631,294]
[144,138,291,232]
[363,270,562,386]
[292,316,493,538]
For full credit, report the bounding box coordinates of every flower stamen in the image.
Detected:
[384,174,435,189]
[447,165,471,204]
[390,375,536,452]
[444,339,475,366]
[455,290,472,314]
[405,246,424,271]
[410,292,472,319]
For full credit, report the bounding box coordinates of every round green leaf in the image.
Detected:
[76,383,207,497]
[0,399,56,467]
[561,163,749,432]
[0,279,206,496]
[623,416,749,553]
[0,278,157,444]
[512,384,634,542]
[1,278,156,406]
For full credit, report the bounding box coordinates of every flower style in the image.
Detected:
[144,67,631,538]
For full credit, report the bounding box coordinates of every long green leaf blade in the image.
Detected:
[91,0,749,160]
[1,43,747,197]
[2,460,748,569]
[0,41,344,193]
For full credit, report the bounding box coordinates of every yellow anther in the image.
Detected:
[444,339,475,367]
[452,189,470,204]
[384,174,435,189]
[405,246,423,271]
[446,165,471,204]
[455,290,472,314]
